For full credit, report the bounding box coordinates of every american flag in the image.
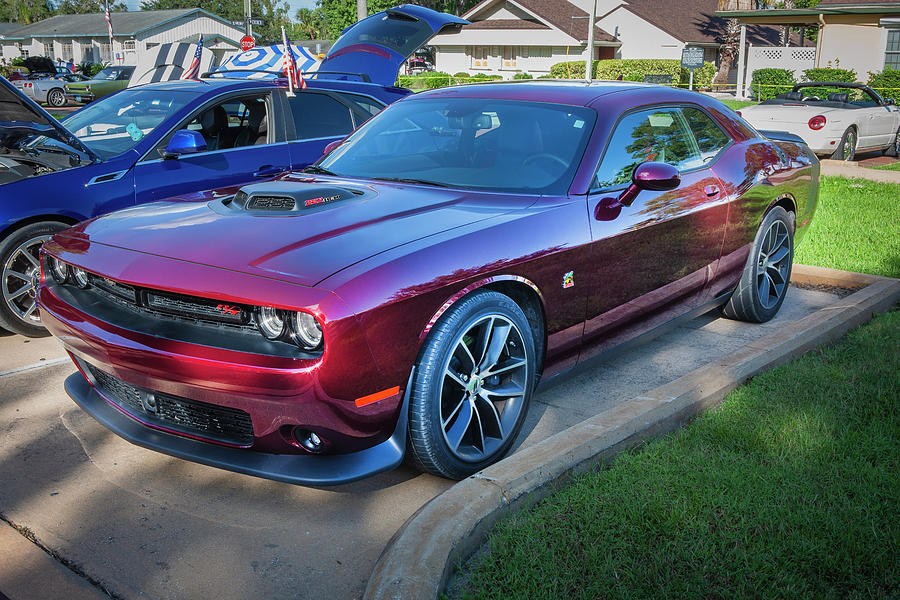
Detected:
[182,35,203,79]
[104,2,113,44]
[280,26,306,91]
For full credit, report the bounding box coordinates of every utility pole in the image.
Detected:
[357,0,366,22]
[245,0,253,36]
[584,0,597,82]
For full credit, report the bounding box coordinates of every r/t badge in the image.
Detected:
[563,271,575,289]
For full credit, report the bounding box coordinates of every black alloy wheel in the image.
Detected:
[831,127,857,161]
[47,88,66,107]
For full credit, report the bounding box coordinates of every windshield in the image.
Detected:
[26,89,194,160]
[318,98,596,194]
[93,67,132,81]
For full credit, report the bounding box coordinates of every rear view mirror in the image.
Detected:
[161,130,207,159]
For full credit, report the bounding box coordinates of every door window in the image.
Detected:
[681,107,731,165]
[288,92,355,140]
[593,107,699,190]
[157,95,270,155]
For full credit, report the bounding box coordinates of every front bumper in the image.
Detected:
[64,370,411,486]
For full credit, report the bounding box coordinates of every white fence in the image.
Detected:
[743,45,817,97]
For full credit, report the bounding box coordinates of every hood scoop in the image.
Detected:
[224,182,370,215]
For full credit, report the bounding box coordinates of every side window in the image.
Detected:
[337,93,385,120]
[288,92,355,140]
[157,95,269,155]
[593,107,699,190]
[681,107,730,165]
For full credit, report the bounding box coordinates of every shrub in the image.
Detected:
[867,68,900,102]
[680,61,716,88]
[77,61,108,77]
[595,58,681,85]
[471,72,501,81]
[453,71,470,78]
[749,68,796,100]
[537,74,556,79]
[801,67,858,98]
[513,72,533,80]
[549,60,590,79]
[422,71,452,88]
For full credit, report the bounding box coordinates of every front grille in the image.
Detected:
[88,364,255,446]
[247,195,296,210]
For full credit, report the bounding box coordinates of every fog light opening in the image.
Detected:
[294,428,325,453]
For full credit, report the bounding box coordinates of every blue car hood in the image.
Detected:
[318,5,468,87]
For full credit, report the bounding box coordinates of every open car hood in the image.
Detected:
[318,4,468,87]
[0,75,97,159]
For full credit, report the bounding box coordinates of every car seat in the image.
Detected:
[199,105,228,151]
[827,92,849,104]
[234,102,267,147]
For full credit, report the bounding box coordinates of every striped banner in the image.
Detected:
[215,44,320,78]
[129,42,217,87]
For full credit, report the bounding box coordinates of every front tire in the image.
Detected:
[722,206,794,323]
[47,88,66,107]
[407,290,537,479]
[831,127,857,161]
[0,222,67,337]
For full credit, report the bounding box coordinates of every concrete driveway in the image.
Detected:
[0,285,844,600]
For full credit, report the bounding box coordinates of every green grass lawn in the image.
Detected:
[795,177,900,279]
[718,99,758,111]
[452,177,900,600]
[871,161,900,171]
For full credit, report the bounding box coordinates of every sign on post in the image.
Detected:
[681,46,704,91]
[240,35,256,51]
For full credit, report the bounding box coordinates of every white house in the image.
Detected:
[0,9,243,66]
[432,0,795,79]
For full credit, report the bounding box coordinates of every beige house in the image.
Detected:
[717,0,900,96]
[0,9,242,66]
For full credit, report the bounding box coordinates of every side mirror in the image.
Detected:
[322,138,345,156]
[161,130,207,160]
[885,98,896,106]
[595,162,680,220]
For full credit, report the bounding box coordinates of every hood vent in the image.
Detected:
[225,183,368,215]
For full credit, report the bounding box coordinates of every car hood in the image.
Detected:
[318,4,468,87]
[58,177,529,288]
[0,75,96,156]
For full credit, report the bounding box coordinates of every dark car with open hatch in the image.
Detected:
[37,81,818,485]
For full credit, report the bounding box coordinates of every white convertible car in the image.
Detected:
[739,82,900,161]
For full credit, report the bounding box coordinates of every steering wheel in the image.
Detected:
[523,153,568,170]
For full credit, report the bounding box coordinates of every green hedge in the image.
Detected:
[801,67,858,98]
[749,68,796,100]
[867,68,900,101]
[513,72,533,80]
[396,71,502,89]
[548,58,715,88]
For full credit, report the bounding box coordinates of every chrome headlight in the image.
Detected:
[72,266,90,288]
[48,256,69,284]
[289,311,323,350]
[256,306,285,340]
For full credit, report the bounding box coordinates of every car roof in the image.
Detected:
[410,80,708,107]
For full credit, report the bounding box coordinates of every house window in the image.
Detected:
[886,29,900,69]
[17,43,27,57]
[43,42,52,56]
[99,42,111,61]
[62,42,73,60]
[124,40,136,52]
[470,45,489,69]
[502,46,517,69]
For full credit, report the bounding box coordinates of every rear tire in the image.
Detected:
[47,88,66,107]
[830,127,857,161]
[407,290,536,480]
[722,206,794,323]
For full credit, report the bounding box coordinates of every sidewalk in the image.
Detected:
[820,158,900,183]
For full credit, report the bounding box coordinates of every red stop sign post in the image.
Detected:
[240,36,255,51]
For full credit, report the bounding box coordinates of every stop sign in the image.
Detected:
[240,36,255,51]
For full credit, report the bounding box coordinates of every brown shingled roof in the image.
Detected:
[511,0,617,41]
[817,0,900,6]
[466,19,550,29]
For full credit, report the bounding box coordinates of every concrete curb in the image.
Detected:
[364,265,900,600]
[820,159,900,183]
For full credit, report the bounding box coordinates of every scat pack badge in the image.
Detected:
[562,271,574,289]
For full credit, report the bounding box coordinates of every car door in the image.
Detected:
[580,105,730,356]
[132,91,294,203]
[284,90,378,169]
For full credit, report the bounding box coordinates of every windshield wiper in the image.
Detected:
[302,165,337,176]
[371,177,449,188]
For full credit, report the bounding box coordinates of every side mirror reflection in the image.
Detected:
[595,161,680,221]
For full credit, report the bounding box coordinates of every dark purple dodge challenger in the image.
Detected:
[38,81,818,485]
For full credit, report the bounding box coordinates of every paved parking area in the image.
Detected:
[0,285,843,600]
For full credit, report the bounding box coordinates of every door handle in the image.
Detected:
[253,165,289,178]
[704,184,720,197]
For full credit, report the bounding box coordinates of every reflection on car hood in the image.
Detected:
[0,75,96,157]
[59,178,528,287]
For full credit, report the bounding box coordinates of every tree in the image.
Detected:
[295,6,325,40]
[712,17,740,88]
[54,0,127,13]
[139,0,292,44]
[1,0,54,23]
